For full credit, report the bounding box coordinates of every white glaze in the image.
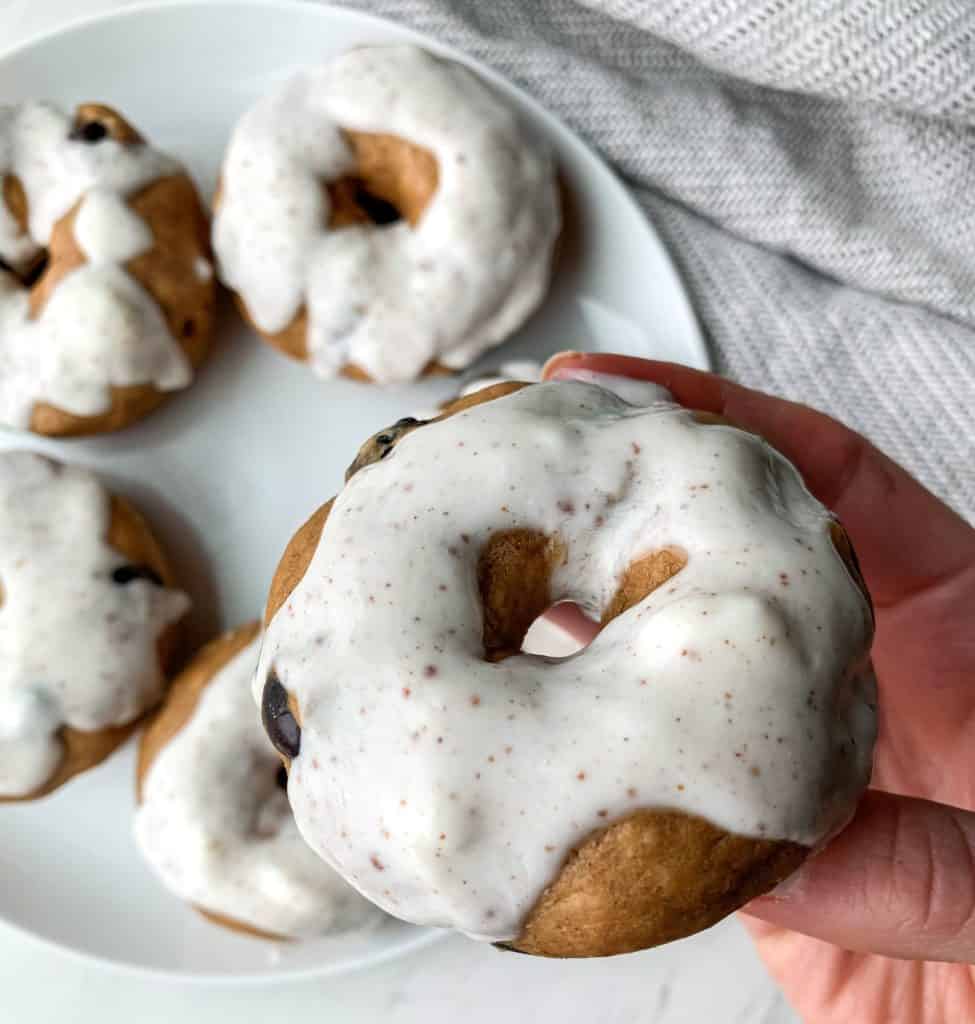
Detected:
[0,102,192,428]
[213,46,560,383]
[74,188,153,264]
[136,633,384,939]
[0,452,188,797]
[257,378,876,942]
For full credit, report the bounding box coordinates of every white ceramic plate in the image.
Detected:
[0,0,708,981]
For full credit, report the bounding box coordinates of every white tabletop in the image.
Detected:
[0,2,796,1020]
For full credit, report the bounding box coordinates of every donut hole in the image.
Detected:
[69,120,108,144]
[327,130,439,231]
[18,249,50,289]
[0,245,51,290]
[522,602,596,657]
[69,104,144,146]
[110,563,164,586]
[478,532,687,662]
[330,178,402,226]
[478,530,566,662]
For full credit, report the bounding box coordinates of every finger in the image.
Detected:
[542,353,975,612]
[540,602,600,645]
[738,919,887,1024]
[743,791,975,962]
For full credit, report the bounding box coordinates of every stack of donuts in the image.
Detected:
[0,43,876,957]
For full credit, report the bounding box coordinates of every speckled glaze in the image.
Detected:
[0,452,188,797]
[213,45,560,383]
[0,102,192,428]
[135,634,384,939]
[257,378,876,942]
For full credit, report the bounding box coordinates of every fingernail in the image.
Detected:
[541,350,584,379]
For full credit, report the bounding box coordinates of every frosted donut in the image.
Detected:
[0,452,189,800]
[212,45,560,383]
[135,623,383,939]
[0,102,215,436]
[255,377,877,957]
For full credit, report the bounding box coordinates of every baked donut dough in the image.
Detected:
[213,45,560,383]
[135,623,383,939]
[0,452,188,800]
[0,102,215,435]
[257,377,877,957]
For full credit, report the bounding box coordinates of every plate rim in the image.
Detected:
[0,0,709,984]
[0,909,449,987]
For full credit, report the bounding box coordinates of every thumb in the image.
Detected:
[743,791,975,962]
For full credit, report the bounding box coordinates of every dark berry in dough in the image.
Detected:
[262,670,301,760]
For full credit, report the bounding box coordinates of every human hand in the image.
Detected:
[542,352,975,1023]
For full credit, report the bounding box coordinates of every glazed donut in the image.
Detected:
[255,376,877,957]
[0,452,188,800]
[135,623,383,939]
[0,102,215,436]
[213,45,559,383]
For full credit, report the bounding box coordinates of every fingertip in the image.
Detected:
[736,914,780,942]
[739,793,975,962]
[540,351,586,380]
[540,602,600,645]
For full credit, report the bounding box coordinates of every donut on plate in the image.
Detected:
[0,452,188,801]
[0,102,215,436]
[135,623,383,940]
[255,375,876,957]
[212,45,560,384]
